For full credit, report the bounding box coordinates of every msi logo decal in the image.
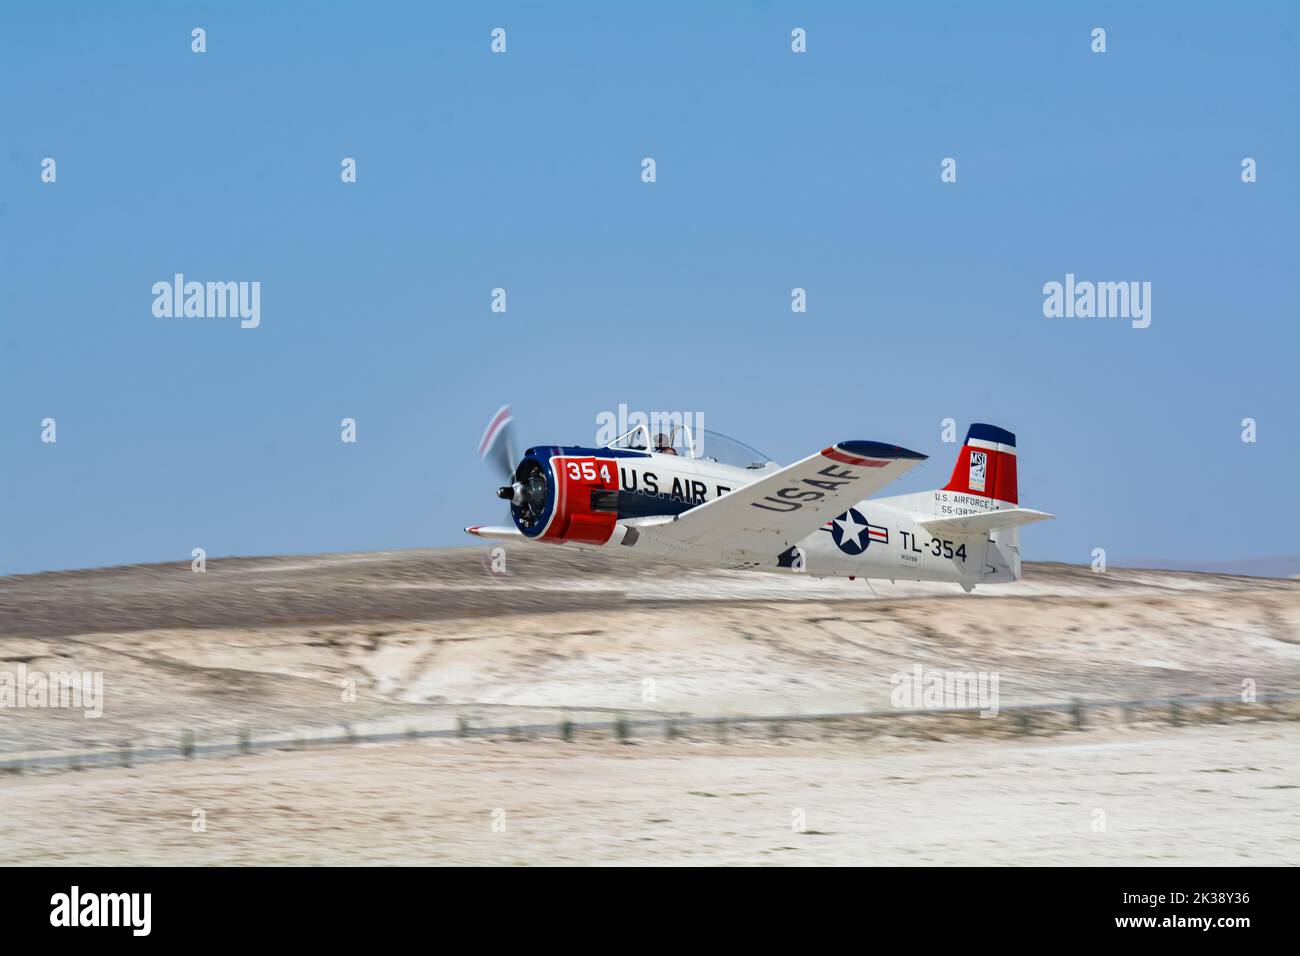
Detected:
[968,451,987,492]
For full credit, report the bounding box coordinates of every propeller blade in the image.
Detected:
[478,404,518,483]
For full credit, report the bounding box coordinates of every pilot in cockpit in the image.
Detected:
[654,432,678,455]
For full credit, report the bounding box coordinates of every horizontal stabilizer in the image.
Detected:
[917,508,1054,536]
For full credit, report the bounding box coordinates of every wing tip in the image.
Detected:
[833,440,928,462]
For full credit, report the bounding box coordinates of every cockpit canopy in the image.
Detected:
[603,424,775,470]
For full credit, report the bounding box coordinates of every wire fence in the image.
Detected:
[2,692,1297,775]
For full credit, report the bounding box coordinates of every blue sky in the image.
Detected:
[2,1,1297,575]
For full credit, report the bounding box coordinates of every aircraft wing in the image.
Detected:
[634,441,926,560]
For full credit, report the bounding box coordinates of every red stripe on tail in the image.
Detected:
[943,445,1018,504]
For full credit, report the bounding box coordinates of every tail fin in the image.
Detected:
[943,423,1018,507]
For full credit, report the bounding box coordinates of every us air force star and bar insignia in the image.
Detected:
[827,508,889,555]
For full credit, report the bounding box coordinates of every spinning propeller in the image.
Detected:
[478,404,546,527]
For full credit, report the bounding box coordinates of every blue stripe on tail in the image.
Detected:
[966,423,1016,447]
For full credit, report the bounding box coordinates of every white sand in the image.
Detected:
[3,723,1295,866]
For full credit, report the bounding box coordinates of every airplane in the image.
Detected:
[465,407,1053,591]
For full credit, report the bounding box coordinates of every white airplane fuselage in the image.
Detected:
[469,420,1045,591]
[554,451,1019,587]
